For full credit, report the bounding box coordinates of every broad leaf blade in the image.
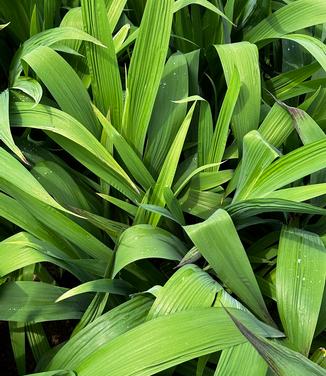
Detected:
[81,0,123,127]
[75,308,282,376]
[23,46,100,137]
[122,0,174,154]
[276,227,326,355]
[245,0,326,44]
[214,42,261,149]
[184,209,273,324]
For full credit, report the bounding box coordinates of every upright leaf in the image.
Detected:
[215,342,267,376]
[233,131,280,202]
[207,68,241,168]
[276,227,326,355]
[214,42,261,149]
[148,102,196,226]
[184,209,273,324]
[144,52,189,176]
[81,0,123,128]
[122,0,174,155]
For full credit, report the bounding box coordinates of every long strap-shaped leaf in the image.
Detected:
[9,26,104,85]
[94,106,155,190]
[81,0,123,128]
[249,138,326,198]
[0,193,77,257]
[281,34,326,73]
[45,296,153,371]
[214,42,261,150]
[75,308,281,376]
[215,342,267,376]
[245,0,326,44]
[0,147,70,214]
[0,182,113,261]
[113,225,185,277]
[122,0,174,155]
[0,89,26,163]
[173,0,233,24]
[207,68,241,169]
[10,102,140,200]
[0,232,87,281]
[262,184,326,203]
[233,131,280,202]
[0,281,89,323]
[225,308,326,376]
[147,265,222,320]
[276,227,326,356]
[286,107,326,145]
[144,52,189,177]
[184,209,273,324]
[258,103,294,148]
[23,46,100,137]
[107,0,128,31]
[226,198,326,223]
[148,102,197,226]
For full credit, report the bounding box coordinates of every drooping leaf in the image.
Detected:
[45,296,153,371]
[173,0,233,24]
[10,102,140,200]
[0,232,87,281]
[9,26,105,85]
[226,198,326,223]
[23,46,100,136]
[225,308,326,376]
[147,264,222,320]
[75,308,282,376]
[281,34,326,74]
[0,147,72,214]
[113,225,186,276]
[245,0,326,45]
[56,279,135,302]
[0,90,26,162]
[0,281,89,323]
[11,76,43,104]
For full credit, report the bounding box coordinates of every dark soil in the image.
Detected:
[0,319,76,375]
[0,322,18,376]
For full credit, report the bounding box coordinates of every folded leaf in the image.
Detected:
[184,209,273,324]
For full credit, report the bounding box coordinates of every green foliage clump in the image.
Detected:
[0,0,325,375]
